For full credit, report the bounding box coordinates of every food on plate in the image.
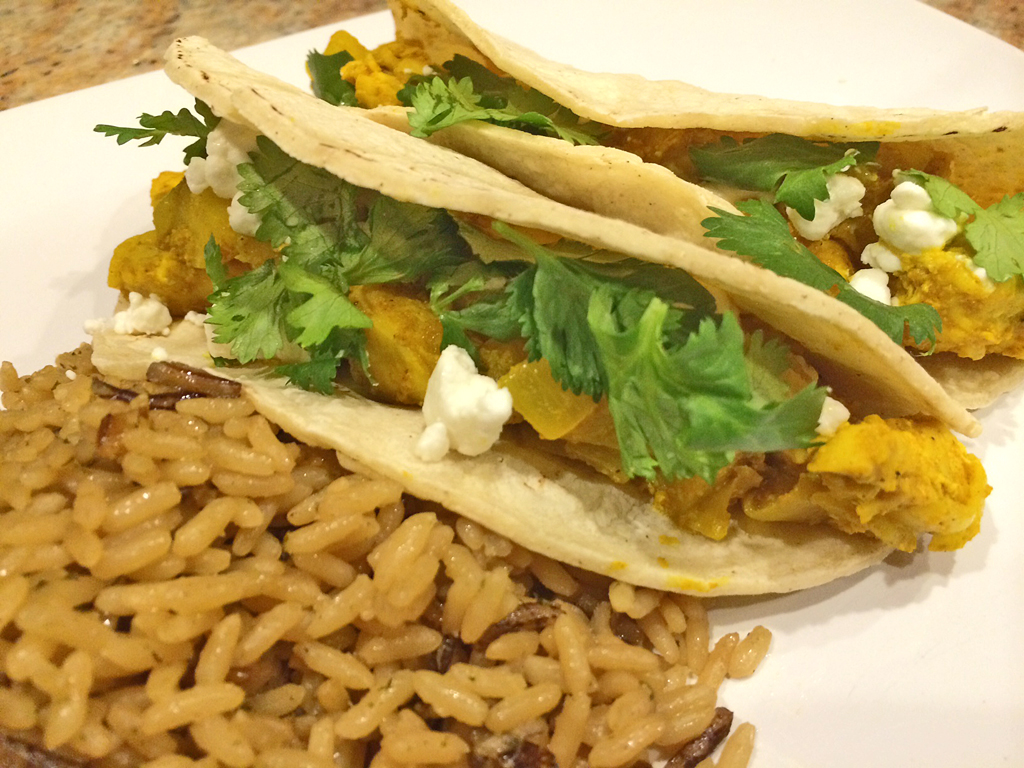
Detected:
[84,36,992,599]
[321,0,1024,407]
[0,349,766,767]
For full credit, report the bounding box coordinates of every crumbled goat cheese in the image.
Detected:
[185,121,262,237]
[184,311,209,326]
[786,173,866,241]
[816,396,851,437]
[227,196,262,238]
[848,267,893,304]
[415,422,451,463]
[151,346,169,362]
[415,346,513,461]
[860,242,903,273]
[85,292,173,336]
[873,180,958,254]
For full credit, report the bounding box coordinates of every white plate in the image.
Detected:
[1,2,1022,767]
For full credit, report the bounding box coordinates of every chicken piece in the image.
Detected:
[806,238,855,280]
[477,337,527,381]
[745,416,989,552]
[348,284,443,405]
[655,461,766,541]
[326,31,431,108]
[108,230,218,316]
[108,177,277,315]
[150,170,184,205]
[892,246,1024,359]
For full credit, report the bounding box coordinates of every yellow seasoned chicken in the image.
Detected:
[893,246,1024,359]
[108,174,276,315]
[497,348,987,552]
[325,30,431,108]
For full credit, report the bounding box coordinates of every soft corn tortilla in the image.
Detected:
[116,37,990,594]
[381,0,1024,407]
[92,322,889,596]
[164,37,978,438]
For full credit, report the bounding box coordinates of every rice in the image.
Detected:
[0,347,769,768]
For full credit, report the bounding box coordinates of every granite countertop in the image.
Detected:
[1,0,1022,110]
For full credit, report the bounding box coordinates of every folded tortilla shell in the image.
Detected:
[383,0,1024,407]
[91,322,889,596]
[164,37,979,438]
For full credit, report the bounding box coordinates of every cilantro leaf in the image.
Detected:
[276,357,339,395]
[203,235,229,289]
[278,261,371,348]
[206,260,289,363]
[406,56,605,145]
[745,330,798,404]
[588,292,825,484]
[237,137,366,265]
[94,99,220,163]
[703,200,941,347]
[342,196,472,285]
[898,170,1024,282]
[275,328,369,395]
[429,262,527,361]
[690,134,878,220]
[307,49,358,107]
[527,254,607,398]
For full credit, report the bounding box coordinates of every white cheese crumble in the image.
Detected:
[185,121,262,237]
[816,396,851,437]
[85,292,173,336]
[786,173,866,241]
[873,180,958,254]
[183,311,209,326]
[415,346,513,461]
[848,267,893,304]
[151,346,169,362]
[860,241,903,273]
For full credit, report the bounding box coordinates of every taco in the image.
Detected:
[92,36,989,597]
[314,0,1024,408]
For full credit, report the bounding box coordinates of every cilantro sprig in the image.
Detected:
[897,170,1024,282]
[402,55,606,146]
[202,138,469,392]
[94,99,220,163]
[703,200,941,348]
[690,134,879,220]
[590,294,826,482]
[307,49,359,107]
[438,223,826,482]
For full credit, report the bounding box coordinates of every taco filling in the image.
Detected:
[306,11,1024,373]
[97,97,988,556]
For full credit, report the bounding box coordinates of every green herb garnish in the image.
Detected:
[404,55,605,145]
[897,170,1024,282]
[703,200,941,348]
[94,99,220,162]
[690,134,878,220]
[307,49,359,107]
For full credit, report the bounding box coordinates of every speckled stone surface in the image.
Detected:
[0,0,387,110]
[1,0,1022,111]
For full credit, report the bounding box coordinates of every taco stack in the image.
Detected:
[319,0,1024,408]
[91,36,990,597]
